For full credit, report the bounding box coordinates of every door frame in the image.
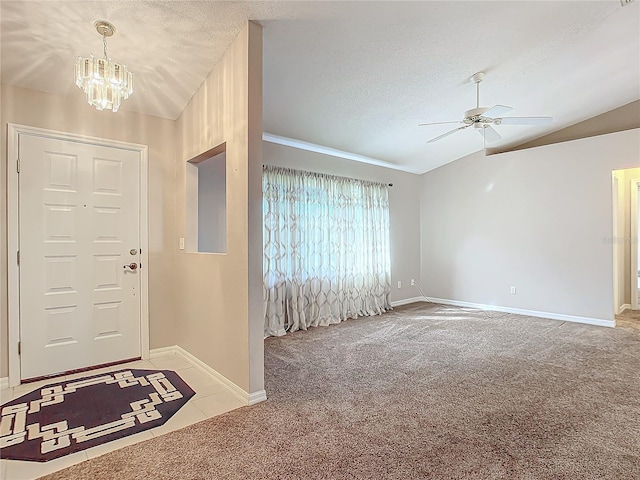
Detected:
[7,123,150,387]
[631,177,640,310]
[612,174,621,316]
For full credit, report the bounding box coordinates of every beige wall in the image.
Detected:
[263,142,422,303]
[0,84,177,377]
[510,100,640,152]
[419,128,640,321]
[613,167,640,309]
[174,23,264,394]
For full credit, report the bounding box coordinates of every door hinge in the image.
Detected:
[16,158,20,173]
[18,341,21,355]
[17,250,20,265]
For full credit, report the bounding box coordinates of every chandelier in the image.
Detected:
[75,21,133,112]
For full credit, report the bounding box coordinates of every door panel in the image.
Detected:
[19,134,141,379]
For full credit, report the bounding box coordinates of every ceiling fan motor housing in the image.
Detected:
[464,107,493,125]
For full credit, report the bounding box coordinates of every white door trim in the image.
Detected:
[7,123,150,387]
[612,174,621,316]
[631,177,640,310]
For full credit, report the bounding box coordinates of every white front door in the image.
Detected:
[19,134,142,379]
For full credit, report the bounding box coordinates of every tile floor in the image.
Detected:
[0,354,246,480]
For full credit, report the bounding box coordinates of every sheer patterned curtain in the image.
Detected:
[263,165,391,337]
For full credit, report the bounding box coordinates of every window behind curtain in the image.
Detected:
[263,165,391,337]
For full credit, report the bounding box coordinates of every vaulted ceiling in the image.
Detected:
[2,1,638,173]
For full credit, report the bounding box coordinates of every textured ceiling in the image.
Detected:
[2,1,639,173]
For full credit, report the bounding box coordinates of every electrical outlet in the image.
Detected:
[179,237,185,250]
[510,286,516,295]
[397,281,402,289]
[411,279,415,286]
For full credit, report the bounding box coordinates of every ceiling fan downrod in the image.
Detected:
[464,72,491,121]
[471,72,484,109]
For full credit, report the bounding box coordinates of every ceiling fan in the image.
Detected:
[419,72,552,145]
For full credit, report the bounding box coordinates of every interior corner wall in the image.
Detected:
[174,22,264,395]
[262,141,422,304]
[419,128,640,322]
[246,22,264,395]
[0,84,177,378]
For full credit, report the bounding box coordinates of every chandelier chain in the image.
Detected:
[103,33,108,59]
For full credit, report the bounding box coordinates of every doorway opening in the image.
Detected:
[633,179,640,309]
[612,167,640,323]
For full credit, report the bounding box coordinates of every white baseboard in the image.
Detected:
[619,304,632,313]
[390,296,425,307]
[265,328,287,339]
[149,346,267,406]
[0,377,8,389]
[149,346,178,358]
[247,390,268,405]
[425,297,615,328]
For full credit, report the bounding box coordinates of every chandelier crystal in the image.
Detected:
[75,21,133,112]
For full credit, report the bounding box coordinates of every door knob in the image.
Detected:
[123,263,138,270]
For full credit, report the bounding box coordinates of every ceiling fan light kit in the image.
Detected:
[75,20,134,112]
[419,71,553,146]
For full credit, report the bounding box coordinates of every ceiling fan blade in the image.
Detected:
[476,125,501,144]
[476,127,486,149]
[418,121,463,127]
[427,124,471,143]
[497,116,553,125]
[482,104,513,119]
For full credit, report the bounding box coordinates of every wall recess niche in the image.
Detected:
[186,143,227,254]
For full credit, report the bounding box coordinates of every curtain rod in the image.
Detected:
[264,164,394,188]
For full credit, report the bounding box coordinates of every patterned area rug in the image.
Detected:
[0,369,194,462]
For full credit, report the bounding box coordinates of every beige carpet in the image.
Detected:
[41,302,640,479]
[616,308,640,331]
